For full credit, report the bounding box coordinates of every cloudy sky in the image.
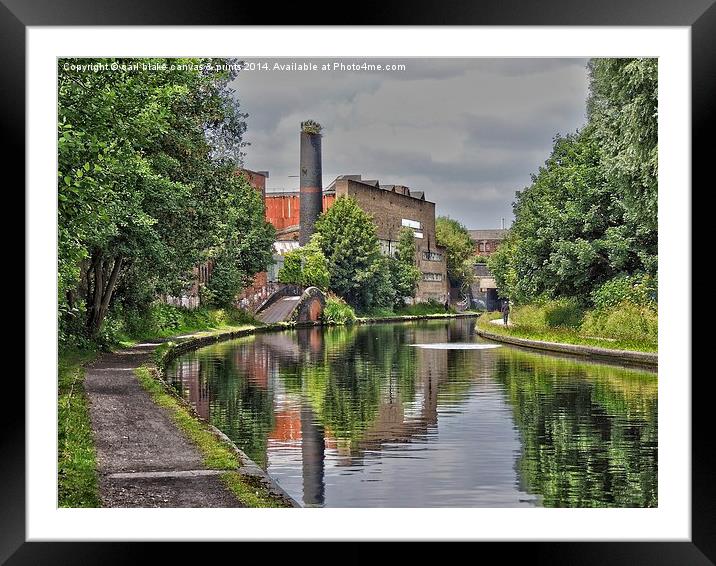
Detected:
[231,58,590,229]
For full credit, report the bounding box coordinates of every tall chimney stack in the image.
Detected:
[299,120,323,246]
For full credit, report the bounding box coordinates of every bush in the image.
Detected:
[278,235,330,289]
[59,300,94,351]
[398,299,453,316]
[543,298,584,328]
[511,299,584,329]
[322,295,356,325]
[360,306,395,318]
[204,259,247,308]
[591,273,657,310]
[84,302,260,347]
[581,301,657,344]
[511,304,547,328]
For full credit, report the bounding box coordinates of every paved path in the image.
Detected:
[84,341,243,507]
[256,296,300,323]
[489,318,513,327]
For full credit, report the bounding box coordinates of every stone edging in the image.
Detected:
[165,312,479,357]
[355,312,478,324]
[142,360,301,508]
[475,328,658,370]
[147,325,304,507]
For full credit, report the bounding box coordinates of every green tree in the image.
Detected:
[314,196,394,311]
[204,176,276,308]
[491,130,615,302]
[489,58,658,305]
[58,57,274,338]
[588,58,658,278]
[389,227,422,308]
[278,234,330,290]
[435,216,474,292]
[488,235,518,300]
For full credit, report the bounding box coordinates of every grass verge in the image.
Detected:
[58,348,101,507]
[134,365,290,507]
[220,472,287,508]
[111,305,262,348]
[477,308,657,353]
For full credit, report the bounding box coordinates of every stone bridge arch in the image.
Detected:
[255,285,326,324]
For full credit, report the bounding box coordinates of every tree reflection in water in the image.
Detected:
[166,319,657,507]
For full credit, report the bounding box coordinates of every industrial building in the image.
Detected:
[172,122,449,311]
[265,173,449,304]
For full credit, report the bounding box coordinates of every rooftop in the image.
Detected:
[468,229,510,240]
[328,175,427,200]
[265,175,429,202]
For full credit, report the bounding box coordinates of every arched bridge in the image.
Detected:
[255,285,326,324]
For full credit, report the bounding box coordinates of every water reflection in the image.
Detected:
[166,319,657,507]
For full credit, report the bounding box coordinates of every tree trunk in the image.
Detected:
[86,253,123,338]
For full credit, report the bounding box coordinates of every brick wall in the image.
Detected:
[473,239,504,255]
[265,193,336,231]
[234,169,273,310]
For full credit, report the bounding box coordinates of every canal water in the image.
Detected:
[165,318,657,508]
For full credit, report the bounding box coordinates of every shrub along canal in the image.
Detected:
[165,318,657,508]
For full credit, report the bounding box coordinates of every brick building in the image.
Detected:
[468,229,509,256]
[263,191,336,236]
[265,175,449,303]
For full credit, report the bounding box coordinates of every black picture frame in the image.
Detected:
[9,0,709,562]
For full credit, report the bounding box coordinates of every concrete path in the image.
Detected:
[489,318,513,327]
[84,341,243,507]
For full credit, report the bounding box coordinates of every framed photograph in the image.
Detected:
[12,0,708,562]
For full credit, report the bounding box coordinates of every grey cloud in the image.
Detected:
[234,58,591,227]
[355,145,543,187]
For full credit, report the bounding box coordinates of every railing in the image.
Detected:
[236,282,281,314]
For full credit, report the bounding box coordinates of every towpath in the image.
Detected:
[84,340,243,507]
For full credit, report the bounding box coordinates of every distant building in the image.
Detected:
[265,174,449,304]
[470,262,501,311]
[468,229,509,256]
[464,229,510,310]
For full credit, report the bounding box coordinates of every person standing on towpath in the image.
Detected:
[501,299,510,325]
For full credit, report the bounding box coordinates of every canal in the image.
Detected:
[165,318,657,508]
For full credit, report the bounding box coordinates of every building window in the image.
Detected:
[423,272,443,282]
[478,243,485,252]
[401,218,421,229]
[414,231,424,239]
[423,250,443,261]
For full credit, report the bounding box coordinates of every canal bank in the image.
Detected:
[80,312,478,508]
[475,327,657,370]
